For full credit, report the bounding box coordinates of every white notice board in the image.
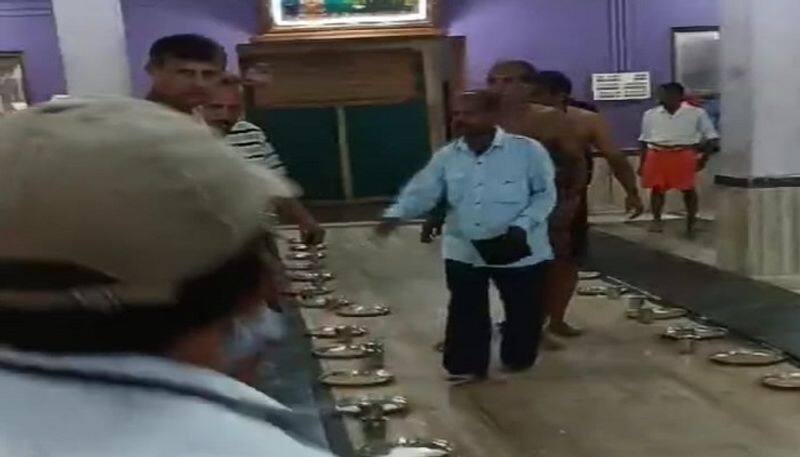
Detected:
[592,72,652,101]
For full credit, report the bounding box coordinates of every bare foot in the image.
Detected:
[686,219,697,238]
[648,221,664,233]
[541,332,565,351]
[549,321,584,337]
[445,373,486,386]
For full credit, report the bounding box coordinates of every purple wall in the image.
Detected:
[120,0,260,97]
[117,0,718,145]
[617,0,720,146]
[629,0,719,86]
[446,0,612,99]
[0,0,65,102]
[446,0,720,147]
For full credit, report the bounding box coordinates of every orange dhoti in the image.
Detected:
[641,147,699,191]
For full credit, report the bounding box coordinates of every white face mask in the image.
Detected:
[223,306,288,370]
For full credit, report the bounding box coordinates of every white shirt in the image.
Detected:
[639,103,719,146]
[0,349,333,457]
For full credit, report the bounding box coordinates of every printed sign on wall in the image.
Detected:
[592,72,651,101]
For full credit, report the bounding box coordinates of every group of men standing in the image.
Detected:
[141,33,720,384]
[145,34,325,245]
[378,60,718,383]
[0,27,722,455]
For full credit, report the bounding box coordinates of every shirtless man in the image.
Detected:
[532,71,642,213]
[531,70,644,334]
[483,61,589,339]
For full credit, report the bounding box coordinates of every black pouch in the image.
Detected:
[471,228,531,265]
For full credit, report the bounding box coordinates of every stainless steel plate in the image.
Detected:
[650,305,688,320]
[578,271,602,280]
[286,251,326,261]
[287,271,335,283]
[320,369,394,387]
[300,296,351,309]
[335,395,409,416]
[762,372,800,390]
[307,325,368,339]
[300,296,332,309]
[577,285,608,296]
[359,438,454,457]
[289,243,327,252]
[284,261,323,271]
[298,285,334,297]
[628,305,687,320]
[710,349,787,366]
[336,304,391,317]
[312,343,369,359]
[288,237,324,246]
[662,323,728,340]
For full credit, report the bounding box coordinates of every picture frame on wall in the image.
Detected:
[672,26,721,97]
[0,52,28,114]
[262,0,439,35]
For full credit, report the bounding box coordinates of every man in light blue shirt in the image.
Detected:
[376,91,557,382]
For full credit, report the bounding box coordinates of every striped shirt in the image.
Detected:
[226,120,286,175]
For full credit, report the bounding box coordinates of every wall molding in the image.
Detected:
[0,1,52,17]
[715,175,800,189]
[607,0,631,72]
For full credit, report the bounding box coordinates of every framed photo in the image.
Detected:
[672,26,721,96]
[0,52,28,114]
[264,0,437,33]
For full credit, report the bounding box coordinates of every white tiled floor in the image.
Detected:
[294,226,800,457]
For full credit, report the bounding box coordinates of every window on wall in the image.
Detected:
[672,26,721,96]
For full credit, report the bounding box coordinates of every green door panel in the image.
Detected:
[247,107,343,200]
[345,100,431,198]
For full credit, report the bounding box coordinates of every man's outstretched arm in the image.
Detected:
[275,197,325,245]
[377,152,448,237]
[590,115,644,218]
